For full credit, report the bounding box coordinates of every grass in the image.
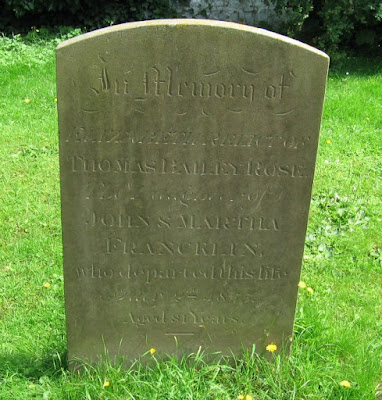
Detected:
[0,29,381,399]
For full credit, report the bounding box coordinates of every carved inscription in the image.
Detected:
[80,64,299,116]
[106,239,262,257]
[65,65,306,332]
[96,285,285,305]
[65,128,311,149]
[126,311,239,327]
[92,66,295,103]
[76,263,288,283]
[83,181,284,207]
[85,212,279,231]
[68,156,307,177]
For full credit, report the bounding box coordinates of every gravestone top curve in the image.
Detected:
[57,19,328,58]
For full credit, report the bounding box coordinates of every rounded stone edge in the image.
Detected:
[56,19,329,60]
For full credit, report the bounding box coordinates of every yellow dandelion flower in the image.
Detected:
[24,98,31,104]
[326,139,332,144]
[298,281,307,289]
[266,343,277,353]
[237,395,245,400]
[103,380,111,387]
[43,283,51,288]
[149,347,156,355]
[16,33,21,37]
[36,29,40,33]
[307,287,314,294]
[339,380,351,388]
[54,97,58,102]
[245,395,253,400]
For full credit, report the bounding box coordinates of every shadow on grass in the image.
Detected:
[329,56,382,76]
[0,347,68,380]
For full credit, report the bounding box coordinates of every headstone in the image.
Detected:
[57,19,329,366]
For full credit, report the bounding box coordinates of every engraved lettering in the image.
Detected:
[76,263,289,283]
[125,311,239,327]
[68,156,308,178]
[64,128,311,150]
[105,239,263,257]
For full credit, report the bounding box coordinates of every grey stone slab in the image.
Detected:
[56,19,329,366]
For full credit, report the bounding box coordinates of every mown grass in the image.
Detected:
[0,30,381,399]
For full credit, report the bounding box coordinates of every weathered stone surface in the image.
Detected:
[57,19,329,365]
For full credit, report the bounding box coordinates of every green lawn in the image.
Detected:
[0,31,381,399]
